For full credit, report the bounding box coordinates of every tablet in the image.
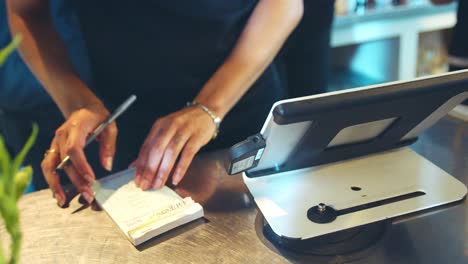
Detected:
[246,69,468,177]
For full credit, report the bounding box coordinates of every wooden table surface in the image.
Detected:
[1,117,467,264]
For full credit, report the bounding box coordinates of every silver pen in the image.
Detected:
[55,95,137,172]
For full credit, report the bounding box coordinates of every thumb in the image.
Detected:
[97,123,117,171]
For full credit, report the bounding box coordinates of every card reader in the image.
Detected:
[225,133,266,175]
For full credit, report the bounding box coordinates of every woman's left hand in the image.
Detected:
[134,106,217,190]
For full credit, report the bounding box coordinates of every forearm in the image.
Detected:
[194,0,304,118]
[6,0,103,117]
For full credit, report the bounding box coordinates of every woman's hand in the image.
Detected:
[41,104,117,206]
[134,106,216,190]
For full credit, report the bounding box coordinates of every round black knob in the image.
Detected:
[307,203,337,224]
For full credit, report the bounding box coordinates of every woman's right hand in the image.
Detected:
[41,104,118,207]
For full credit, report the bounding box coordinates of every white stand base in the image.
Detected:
[243,148,467,240]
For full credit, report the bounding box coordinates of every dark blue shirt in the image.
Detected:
[0,0,92,112]
[72,0,285,153]
[451,0,468,58]
[72,0,262,112]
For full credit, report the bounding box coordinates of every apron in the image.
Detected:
[72,0,286,170]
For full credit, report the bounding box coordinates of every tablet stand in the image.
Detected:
[244,147,466,241]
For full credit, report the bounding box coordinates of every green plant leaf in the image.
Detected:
[0,136,11,195]
[0,196,17,233]
[11,123,38,180]
[0,229,5,264]
[0,196,20,264]
[0,34,22,66]
[9,223,21,264]
[14,166,32,201]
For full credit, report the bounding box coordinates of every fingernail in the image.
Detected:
[135,173,141,186]
[141,179,150,190]
[55,193,65,207]
[84,174,94,183]
[56,199,65,207]
[82,192,94,204]
[155,177,163,189]
[172,173,180,186]
[105,157,113,171]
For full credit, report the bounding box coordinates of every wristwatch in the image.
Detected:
[186,101,222,139]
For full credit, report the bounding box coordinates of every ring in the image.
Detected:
[44,148,58,158]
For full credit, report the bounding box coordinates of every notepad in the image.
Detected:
[91,168,204,246]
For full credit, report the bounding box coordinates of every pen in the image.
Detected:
[55,95,137,172]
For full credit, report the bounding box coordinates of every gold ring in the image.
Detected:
[44,148,58,158]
